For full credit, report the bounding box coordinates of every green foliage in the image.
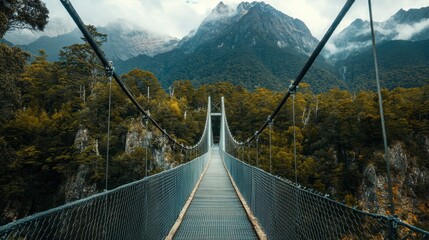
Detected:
[58,25,107,108]
[0,44,29,123]
[116,39,345,94]
[218,82,429,208]
[1,27,428,226]
[110,147,150,188]
[342,40,429,92]
[0,0,49,38]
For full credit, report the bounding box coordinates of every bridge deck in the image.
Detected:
[174,146,257,240]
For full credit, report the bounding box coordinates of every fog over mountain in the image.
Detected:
[326,6,429,59]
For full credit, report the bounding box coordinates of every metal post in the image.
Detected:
[269,121,272,174]
[220,97,226,150]
[256,134,259,168]
[207,97,212,152]
[292,92,298,184]
[247,143,251,164]
[145,131,149,177]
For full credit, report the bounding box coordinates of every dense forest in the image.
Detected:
[1,34,429,227]
[1,2,428,230]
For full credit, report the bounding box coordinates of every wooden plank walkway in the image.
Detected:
[173,146,258,240]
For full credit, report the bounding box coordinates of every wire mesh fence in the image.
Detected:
[0,151,211,240]
[221,149,429,240]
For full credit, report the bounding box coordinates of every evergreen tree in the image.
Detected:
[0,0,49,38]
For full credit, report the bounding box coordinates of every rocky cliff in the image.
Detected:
[359,142,429,228]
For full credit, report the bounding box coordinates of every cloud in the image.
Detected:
[186,0,200,4]
[5,0,429,43]
[394,18,429,40]
[4,17,76,44]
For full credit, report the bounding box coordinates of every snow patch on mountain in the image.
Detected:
[179,1,318,55]
[178,1,258,52]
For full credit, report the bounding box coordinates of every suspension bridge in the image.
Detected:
[1,0,429,239]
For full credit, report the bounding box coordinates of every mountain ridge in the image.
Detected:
[328,6,429,59]
[2,2,428,93]
[116,1,343,92]
[9,21,179,62]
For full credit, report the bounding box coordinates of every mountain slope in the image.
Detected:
[177,1,242,53]
[329,6,429,59]
[19,29,83,61]
[0,39,14,46]
[14,22,178,61]
[117,1,341,92]
[328,6,429,91]
[339,39,429,91]
[99,23,179,61]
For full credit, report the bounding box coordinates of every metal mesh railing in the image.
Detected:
[0,94,214,240]
[219,94,428,239]
[221,149,429,240]
[0,151,211,240]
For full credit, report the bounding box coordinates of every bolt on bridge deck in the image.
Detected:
[174,146,257,239]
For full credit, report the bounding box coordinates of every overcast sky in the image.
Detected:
[6,0,429,43]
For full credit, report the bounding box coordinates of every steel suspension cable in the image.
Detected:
[292,92,298,184]
[248,144,250,164]
[368,0,395,216]
[145,138,148,177]
[105,67,113,191]
[103,63,113,240]
[292,92,301,237]
[256,135,259,167]
[229,0,355,146]
[144,120,149,177]
[269,121,272,174]
[60,0,205,152]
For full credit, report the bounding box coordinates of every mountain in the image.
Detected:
[19,29,83,61]
[177,1,242,53]
[328,6,429,59]
[0,38,14,46]
[329,6,429,91]
[338,39,429,91]
[117,1,342,92]
[99,22,179,61]
[179,1,318,56]
[13,21,179,62]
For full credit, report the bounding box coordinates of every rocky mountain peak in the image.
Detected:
[179,1,318,55]
[204,1,236,22]
[328,6,429,60]
[214,1,228,12]
[229,1,317,55]
[388,6,429,25]
[350,18,367,28]
[236,2,255,15]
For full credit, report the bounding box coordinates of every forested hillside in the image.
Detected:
[1,32,428,227]
[339,39,429,91]
[0,28,206,224]
[1,1,428,230]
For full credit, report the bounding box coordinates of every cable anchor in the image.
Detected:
[105,61,114,78]
[267,115,274,126]
[289,81,298,95]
